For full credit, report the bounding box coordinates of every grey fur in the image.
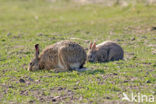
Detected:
[87,41,124,62]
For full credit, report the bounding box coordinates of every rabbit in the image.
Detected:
[87,41,124,62]
[28,40,87,72]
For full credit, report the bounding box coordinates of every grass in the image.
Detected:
[0,0,156,103]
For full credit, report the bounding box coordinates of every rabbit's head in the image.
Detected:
[87,42,97,62]
[28,44,40,71]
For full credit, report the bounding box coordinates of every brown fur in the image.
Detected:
[87,41,124,62]
[28,40,86,72]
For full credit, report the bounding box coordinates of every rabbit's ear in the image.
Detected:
[35,44,39,60]
[89,42,93,49]
[92,42,96,50]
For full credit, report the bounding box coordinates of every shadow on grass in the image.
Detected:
[78,69,105,75]
[27,68,105,75]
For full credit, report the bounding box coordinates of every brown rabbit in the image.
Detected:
[87,41,124,62]
[28,40,87,72]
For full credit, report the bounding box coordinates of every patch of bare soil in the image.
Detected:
[27,87,79,103]
[124,25,153,35]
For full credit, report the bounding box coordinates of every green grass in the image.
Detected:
[0,0,156,103]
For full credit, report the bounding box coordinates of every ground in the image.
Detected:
[0,0,156,103]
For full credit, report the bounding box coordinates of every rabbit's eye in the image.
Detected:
[30,63,33,65]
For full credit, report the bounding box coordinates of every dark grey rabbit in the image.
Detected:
[87,41,124,62]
